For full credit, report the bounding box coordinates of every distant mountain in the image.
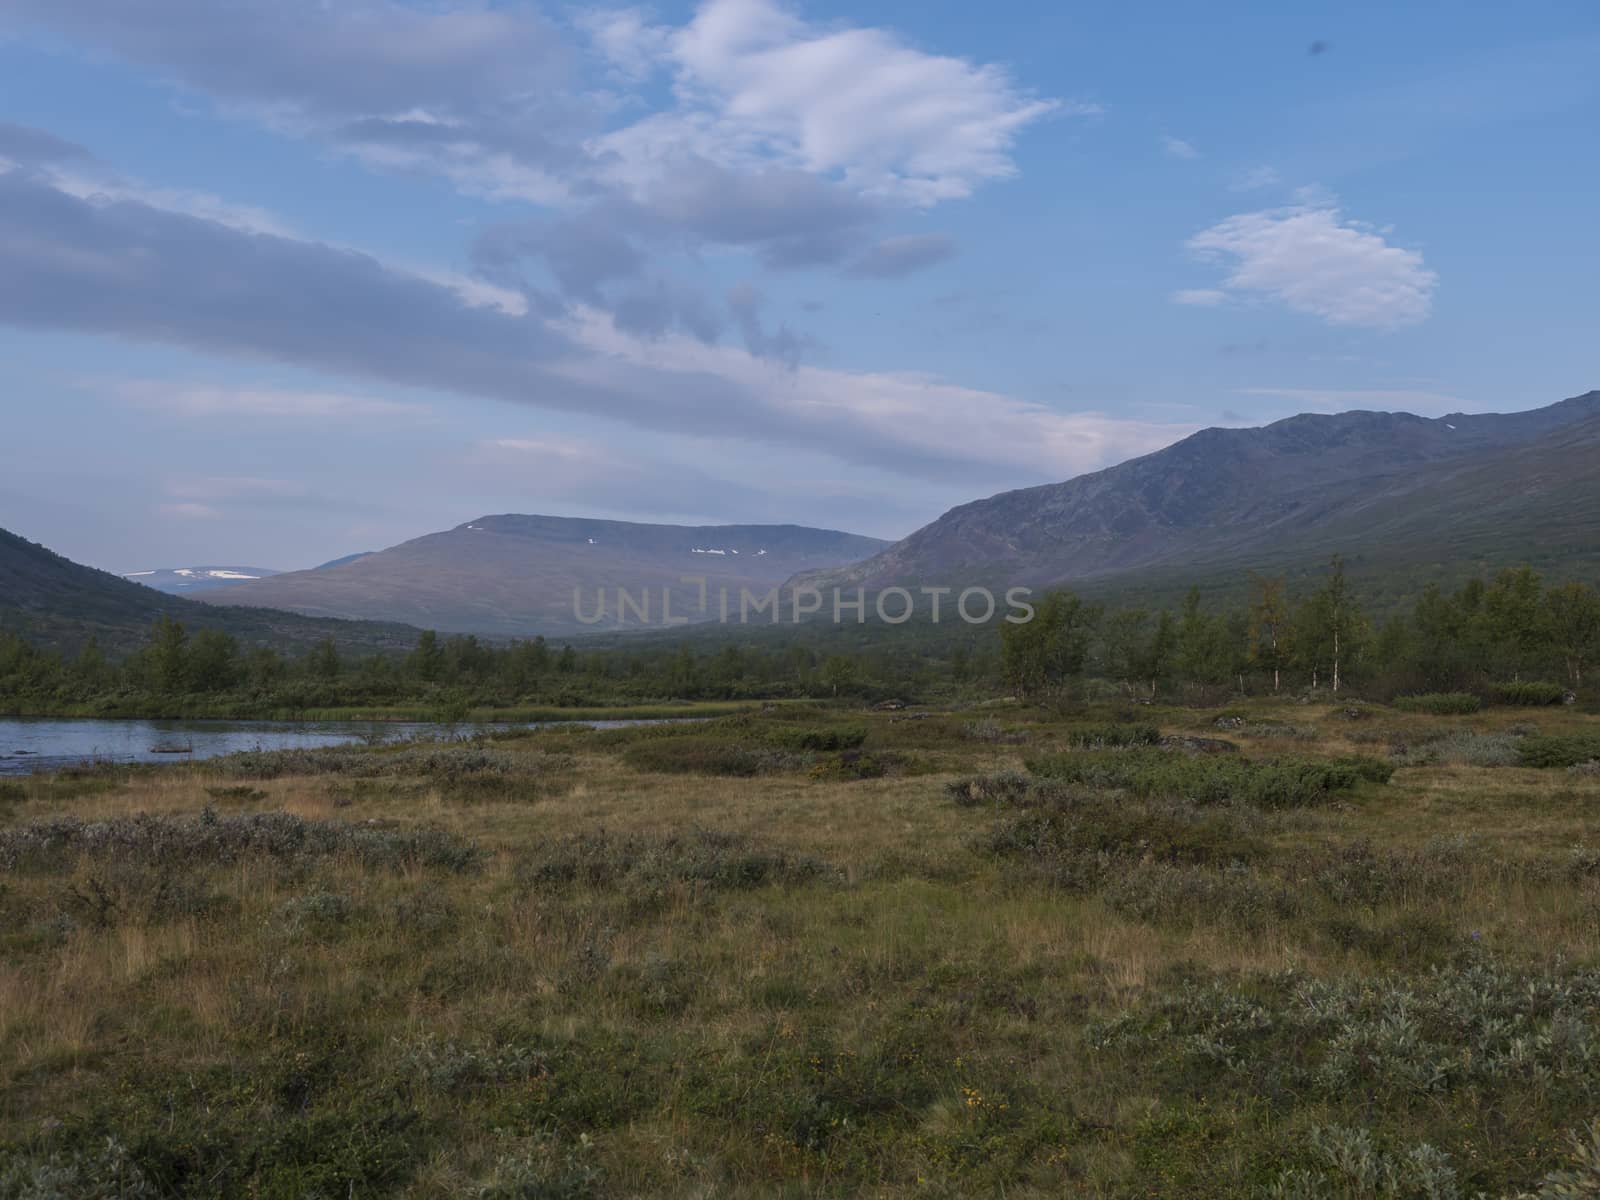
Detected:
[794,391,1600,600]
[203,515,891,636]
[121,565,282,594]
[0,527,420,656]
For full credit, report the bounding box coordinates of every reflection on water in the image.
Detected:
[0,716,634,775]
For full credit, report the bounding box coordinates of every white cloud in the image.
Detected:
[1230,165,1281,191]
[1162,136,1199,160]
[593,0,1065,205]
[1185,199,1437,329]
[555,304,1194,481]
[116,381,433,424]
[1171,288,1227,307]
[157,502,220,520]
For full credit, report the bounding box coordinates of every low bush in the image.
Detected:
[1491,680,1570,707]
[0,810,484,874]
[1064,723,1160,749]
[516,829,836,898]
[1390,729,1524,767]
[1025,750,1391,809]
[959,720,1030,744]
[1518,734,1600,769]
[621,737,805,776]
[1393,692,1482,715]
[1088,954,1600,1110]
[210,744,545,781]
[764,725,867,752]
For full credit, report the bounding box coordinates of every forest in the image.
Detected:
[2,560,1596,718]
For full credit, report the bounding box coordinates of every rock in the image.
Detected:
[1214,716,1245,730]
[1564,691,1579,706]
[874,699,907,711]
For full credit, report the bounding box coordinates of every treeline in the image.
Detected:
[1,560,1596,716]
[1002,558,1598,702]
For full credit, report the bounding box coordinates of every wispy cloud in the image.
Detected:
[1161,135,1199,160]
[116,381,433,424]
[1184,197,1437,329]
[0,160,1190,488]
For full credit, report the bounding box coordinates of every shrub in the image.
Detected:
[765,725,867,752]
[959,720,1030,744]
[1390,730,1524,768]
[516,829,836,897]
[1393,692,1482,715]
[1065,723,1160,749]
[1518,735,1600,769]
[1088,955,1600,1109]
[210,744,540,781]
[621,737,803,776]
[1492,680,1570,707]
[0,810,483,874]
[1025,750,1391,809]
[986,801,1263,869]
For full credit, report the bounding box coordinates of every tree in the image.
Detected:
[1000,590,1097,700]
[1295,555,1367,692]
[1175,587,1233,687]
[1483,566,1546,679]
[1246,574,1290,692]
[308,637,341,681]
[1103,608,1150,693]
[408,630,444,682]
[188,629,240,693]
[146,615,188,694]
[820,654,857,696]
[1546,581,1600,686]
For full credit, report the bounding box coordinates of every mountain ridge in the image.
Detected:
[793,390,1600,595]
[203,514,892,636]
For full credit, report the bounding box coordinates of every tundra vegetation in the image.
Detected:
[3,694,1600,1197]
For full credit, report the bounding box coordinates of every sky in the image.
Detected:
[0,0,1596,573]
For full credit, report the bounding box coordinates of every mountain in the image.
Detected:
[313,552,376,571]
[794,391,1600,601]
[0,527,420,656]
[121,565,282,594]
[202,515,891,636]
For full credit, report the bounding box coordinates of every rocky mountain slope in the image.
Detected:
[794,391,1600,596]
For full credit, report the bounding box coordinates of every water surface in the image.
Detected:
[0,716,632,775]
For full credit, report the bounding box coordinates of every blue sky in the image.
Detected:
[1,0,1596,572]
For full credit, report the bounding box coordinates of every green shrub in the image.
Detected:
[621,737,803,776]
[1065,723,1160,749]
[1024,750,1391,809]
[0,811,484,874]
[1518,734,1600,769]
[765,725,867,752]
[516,829,835,897]
[1491,680,1569,707]
[1393,692,1482,715]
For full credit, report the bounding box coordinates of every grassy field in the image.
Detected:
[3,699,1600,1197]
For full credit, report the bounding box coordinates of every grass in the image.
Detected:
[1,698,1599,1196]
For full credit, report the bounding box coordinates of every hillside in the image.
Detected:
[203,515,891,636]
[0,527,420,657]
[795,390,1600,600]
